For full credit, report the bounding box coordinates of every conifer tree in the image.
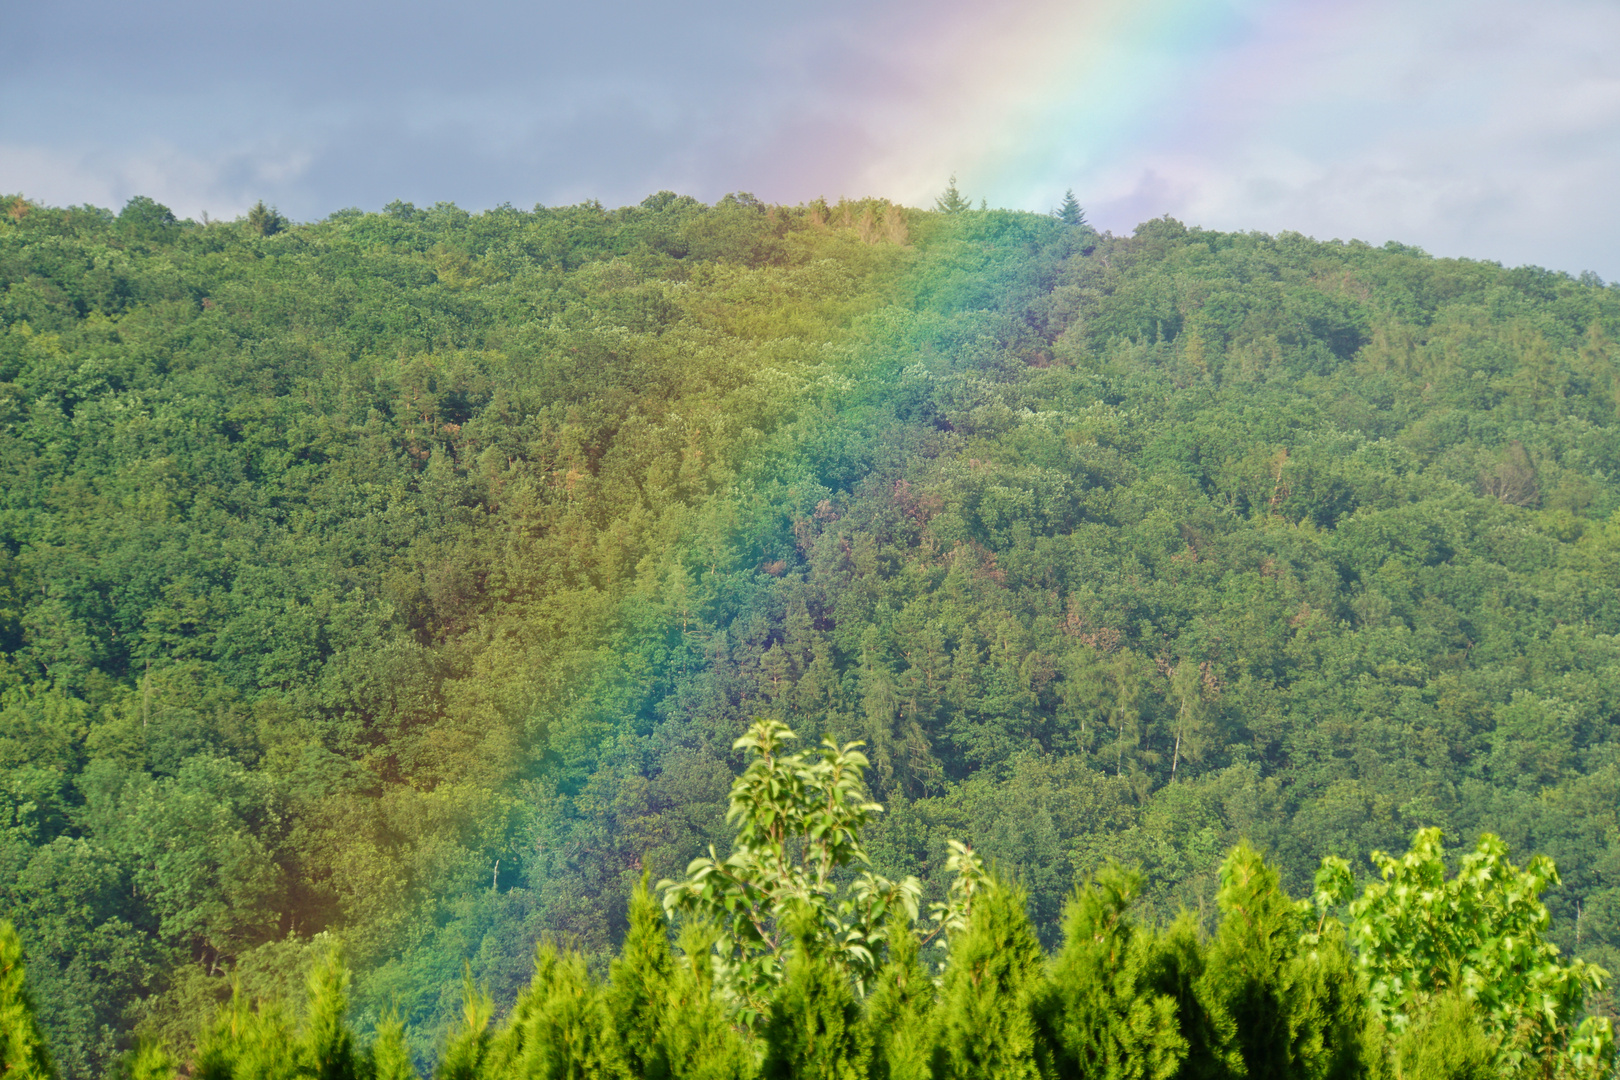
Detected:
[664,923,756,1080]
[760,912,870,1080]
[192,982,301,1080]
[191,949,376,1080]
[1149,916,1241,1080]
[1057,190,1086,227]
[304,950,361,1080]
[0,922,56,1080]
[370,1016,417,1080]
[435,973,494,1080]
[487,944,625,1080]
[937,878,1045,1080]
[607,881,677,1080]
[1033,863,1186,1080]
[934,176,970,215]
[1386,989,1497,1080]
[1197,844,1370,1080]
[863,921,939,1080]
[119,1039,178,1080]
[244,201,285,236]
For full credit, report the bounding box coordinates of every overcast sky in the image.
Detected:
[5,0,1618,278]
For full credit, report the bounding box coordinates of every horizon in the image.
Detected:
[5,0,1618,281]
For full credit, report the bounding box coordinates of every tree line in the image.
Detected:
[3,719,1613,1079]
[2,190,1620,1074]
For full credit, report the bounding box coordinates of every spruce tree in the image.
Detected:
[1034,863,1186,1080]
[862,921,938,1080]
[0,922,56,1080]
[934,176,971,215]
[760,913,870,1080]
[1057,190,1086,227]
[488,944,625,1080]
[435,973,494,1080]
[937,878,1045,1080]
[1197,844,1370,1080]
[664,923,755,1080]
[607,881,677,1080]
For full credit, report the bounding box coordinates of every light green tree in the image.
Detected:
[1033,863,1187,1080]
[659,719,921,1015]
[1317,828,1616,1079]
[937,878,1045,1080]
[0,921,56,1080]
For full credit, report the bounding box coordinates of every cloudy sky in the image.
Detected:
[6,0,1619,278]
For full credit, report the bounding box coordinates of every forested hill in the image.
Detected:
[4,191,1620,1074]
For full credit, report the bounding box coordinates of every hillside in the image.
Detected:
[3,192,1620,1073]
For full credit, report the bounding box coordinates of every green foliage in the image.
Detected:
[660,719,920,1011]
[937,878,1045,1080]
[1033,863,1186,1080]
[1198,843,1370,1079]
[933,177,971,215]
[371,1017,418,1080]
[662,923,756,1080]
[0,920,57,1080]
[605,882,677,1080]
[1385,990,1498,1080]
[1056,191,1086,229]
[861,922,937,1080]
[485,944,624,1080]
[760,923,869,1080]
[5,186,1620,1074]
[436,975,494,1080]
[1319,828,1616,1077]
[244,202,286,237]
[190,949,412,1080]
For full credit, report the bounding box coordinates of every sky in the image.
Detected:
[5,0,1619,278]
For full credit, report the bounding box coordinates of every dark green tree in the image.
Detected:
[117,195,177,235]
[1197,844,1371,1080]
[1057,190,1086,227]
[934,176,970,214]
[244,201,286,236]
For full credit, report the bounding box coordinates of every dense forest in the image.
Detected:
[3,187,1620,1076]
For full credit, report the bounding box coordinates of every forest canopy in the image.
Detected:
[3,190,1620,1075]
